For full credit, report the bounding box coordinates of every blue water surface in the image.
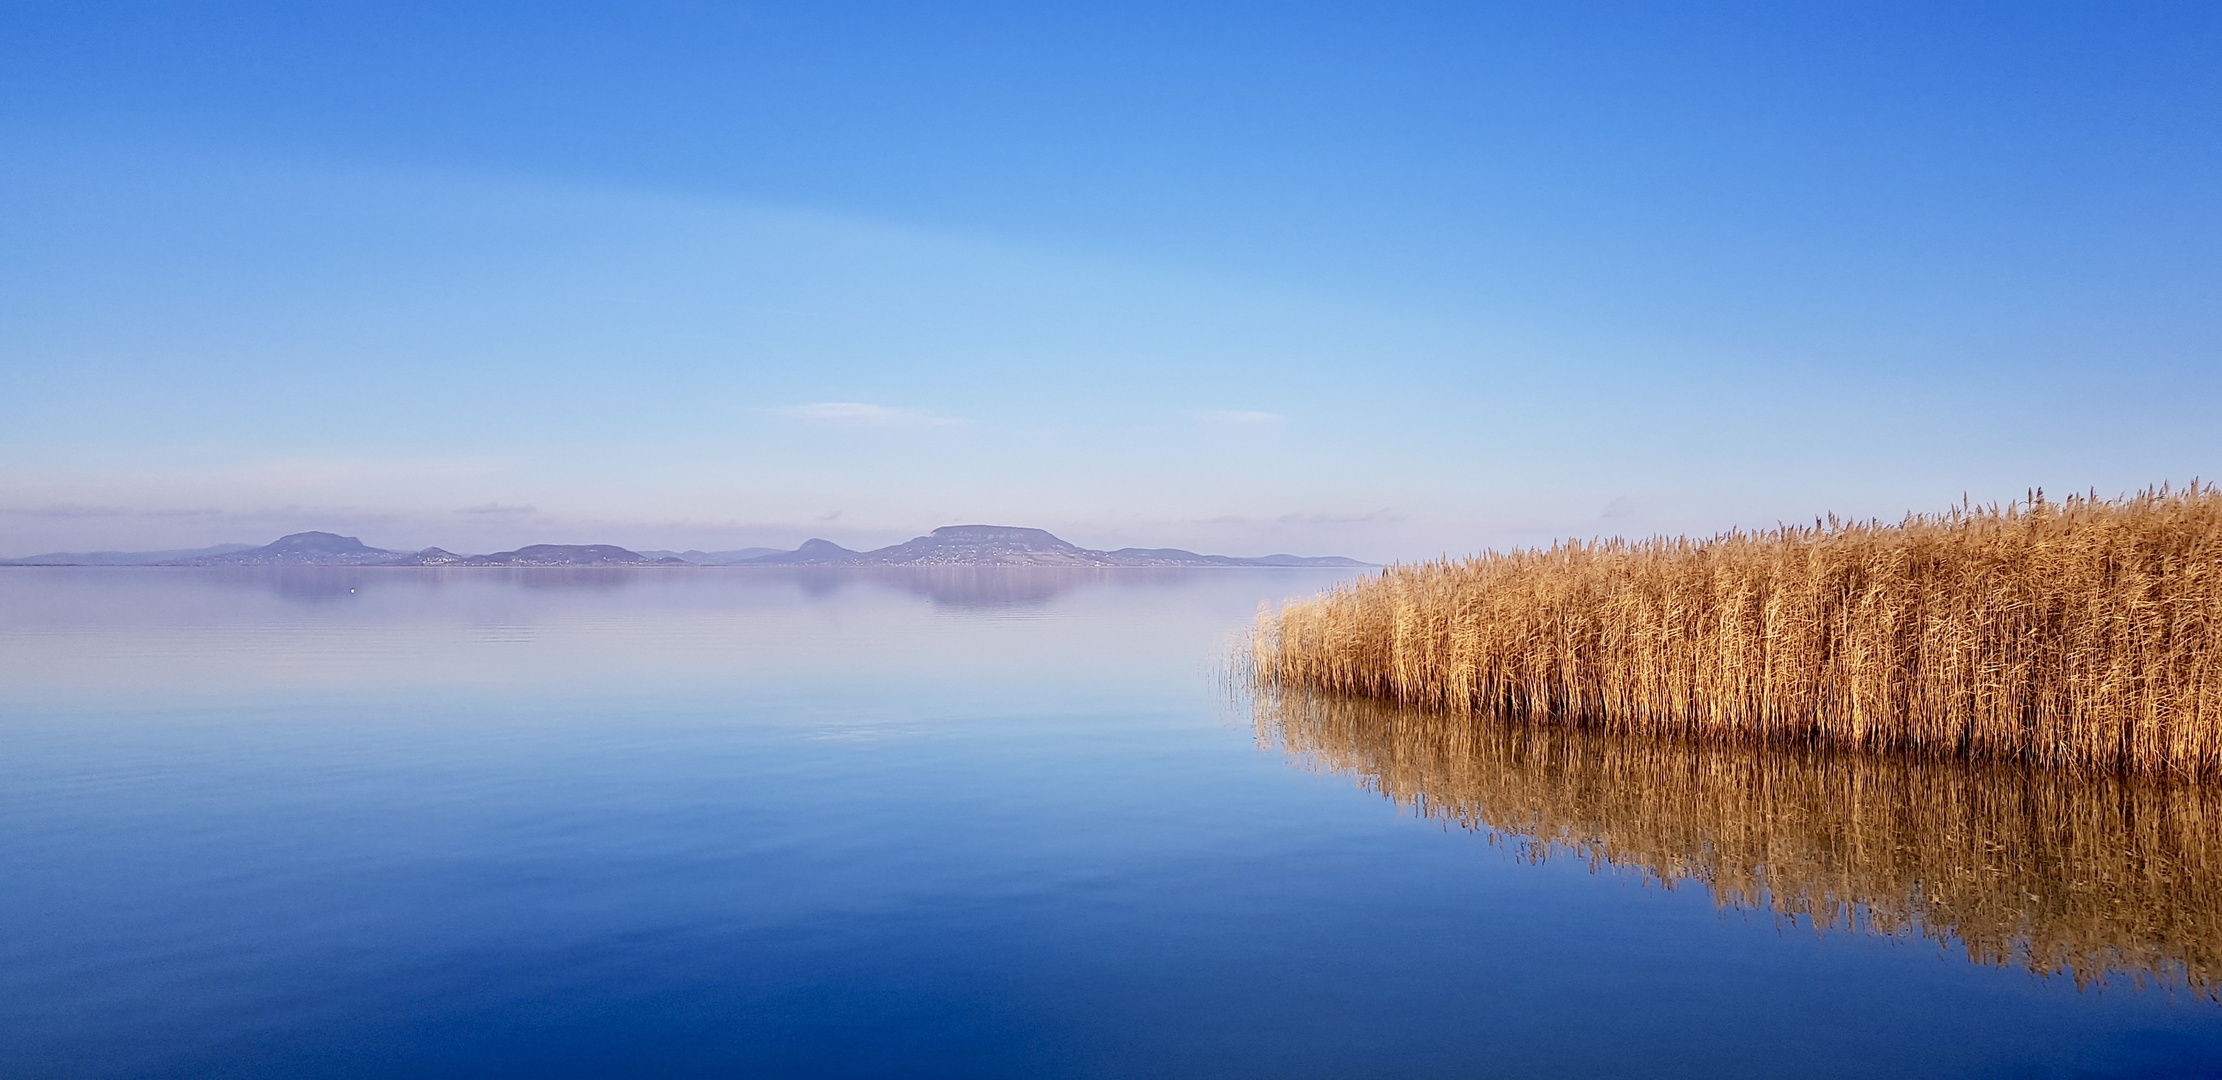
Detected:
[2,567,2218,1078]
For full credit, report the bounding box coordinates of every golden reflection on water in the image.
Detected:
[1256,690,2222,997]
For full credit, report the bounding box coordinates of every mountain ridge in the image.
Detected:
[3,527,1371,568]
[0,543,258,566]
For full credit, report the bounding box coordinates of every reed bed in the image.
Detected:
[1258,689,2222,996]
[1253,485,2222,777]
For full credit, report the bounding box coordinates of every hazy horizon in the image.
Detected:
[2,524,1372,563]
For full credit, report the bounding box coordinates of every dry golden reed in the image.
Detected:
[1257,690,2222,997]
[1253,485,2222,777]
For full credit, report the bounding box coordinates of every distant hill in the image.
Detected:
[186,532,409,566]
[637,547,786,565]
[838,525,1118,566]
[4,527,1368,568]
[437,544,684,567]
[0,543,256,566]
[746,538,868,565]
[736,525,1371,568]
[1101,547,1368,568]
[179,533,683,567]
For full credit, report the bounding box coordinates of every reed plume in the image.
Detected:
[1258,689,2222,996]
[1252,485,2222,776]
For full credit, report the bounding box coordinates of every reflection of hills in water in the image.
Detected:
[206,566,662,604]
[794,567,1203,610]
[1257,690,2222,998]
[202,565,1214,611]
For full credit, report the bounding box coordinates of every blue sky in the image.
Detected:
[4,2,2218,560]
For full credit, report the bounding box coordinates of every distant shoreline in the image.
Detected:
[3,525,1373,570]
[0,563,1361,570]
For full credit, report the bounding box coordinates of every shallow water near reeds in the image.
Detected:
[4,568,2222,1078]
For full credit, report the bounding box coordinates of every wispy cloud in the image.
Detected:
[1198,409,1288,426]
[785,402,965,428]
[459,503,537,516]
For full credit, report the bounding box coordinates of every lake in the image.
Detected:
[3,567,2220,1078]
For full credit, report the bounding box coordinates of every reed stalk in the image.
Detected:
[1253,485,2222,776]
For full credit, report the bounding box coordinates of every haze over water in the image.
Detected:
[4,568,2220,1078]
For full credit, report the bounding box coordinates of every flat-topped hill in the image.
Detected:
[747,525,1366,568]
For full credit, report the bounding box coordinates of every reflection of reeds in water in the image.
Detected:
[1258,689,2222,997]
[1253,486,2222,776]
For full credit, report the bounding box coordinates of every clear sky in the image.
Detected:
[4,2,2219,561]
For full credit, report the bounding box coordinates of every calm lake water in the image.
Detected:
[4,567,2221,1078]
